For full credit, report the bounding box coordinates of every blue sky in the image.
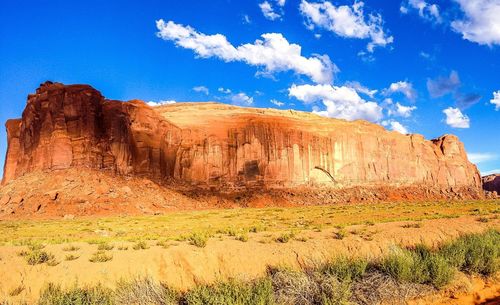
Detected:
[1,0,499,177]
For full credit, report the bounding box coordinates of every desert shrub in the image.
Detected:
[98,243,114,251]
[236,233,248,242]
[379,245,453,288]
[38,283,113,305]
[275,232,295,243]
[334,229,347,240]
[115,276,178,305]
[379,248,415,283]
[182,278,274,305]
[117,245,129,251]
[188,232,209,248]
[321,257,368,282]
[62,245,80,251]
[25,250,54,265]
[401,223,422,228]
[89,251,113,263]
[65,254,79,261]
[439,230,499,275]
[269,267,351,305]
[477,217,489,223]
[132,241,149,250]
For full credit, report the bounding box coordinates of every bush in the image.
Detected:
[321,257,368,282]
[183,278,274,305]
[65,254,79,261]
[132,241,149,250]
[89,251,113,263]
[334,229,347,240]
[379,248,415,283]
[38,283,113,305]
[115,276,179,305]
[188,232,209,248]
[269,267,351,305]
[380,244,454,288]
[98,243,114,251]
[25,250,53,265]
[236,233,248,242]
[439,229,499,275]
[62,245,80,252]
[275,232,294,243]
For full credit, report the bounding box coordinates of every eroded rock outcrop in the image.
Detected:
[2,82,482,199]
[483,174,500,195]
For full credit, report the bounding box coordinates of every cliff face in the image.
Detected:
[483,174,500,194]
[2,82,482,194]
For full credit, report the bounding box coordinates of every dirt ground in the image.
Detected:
[1,213,499,304]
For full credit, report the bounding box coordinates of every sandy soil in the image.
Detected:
[1,215,498,304]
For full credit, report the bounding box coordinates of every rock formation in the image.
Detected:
[3,81,482,190]
[483,174,500,195]
[0,81,484,216]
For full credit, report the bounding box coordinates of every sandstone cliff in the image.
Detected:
[483,174,500,195]
[0,81,484,216]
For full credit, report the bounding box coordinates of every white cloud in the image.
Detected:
[146,100,176,107]
[276,0,286,7]
[193,86,209,95]
[467,152,498,164]
[243,15,251,24]
[270,99,285,107]
[218,87,232,94]
[299,0,393,52]
[231,93,254,106]
[481,168,500,176]
[156,20,335,84]
[443,107,470,128]
[259,1,281,20]
[388,102,417,118]
[451,0,500,46]
[401,0,441,23]
[385,81,417,100]
[491,91,500,110]
[289,84,383,122]
[382,120,409,134]
[345,81,378,98]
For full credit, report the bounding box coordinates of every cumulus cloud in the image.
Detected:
[193,86,209,95]
[270,99,285,107]
[345,81,378,98]
[491,91,500,110]
[427,71,461,98]
[259,1,281,20]
[259,0,286,21]
[451,0,500,46]
[400,0,441,23]
[443,107,470,128]
[289,84,383,122]
[231,93,254,106]
[382,120,410,134]
[388,102,417,118]
[384,81,417,101]
[299,0,393,52]
[146,100,176,107]
[467,152,498,164]
[156,20,335,84]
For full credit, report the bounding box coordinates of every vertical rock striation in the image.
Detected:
[2,82,482,197]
